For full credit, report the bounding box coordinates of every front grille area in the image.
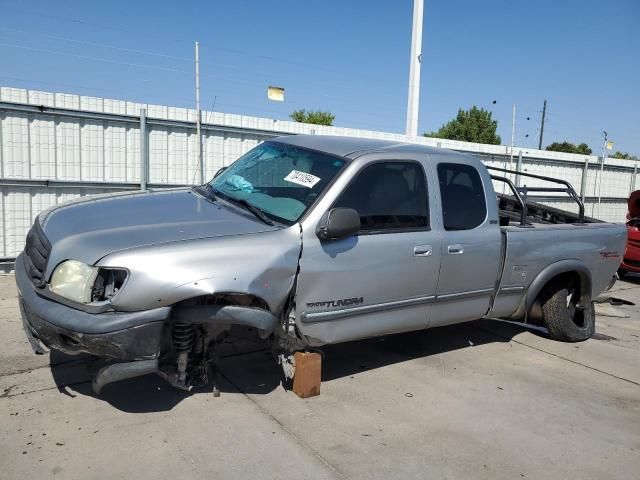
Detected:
[24,220,51,288]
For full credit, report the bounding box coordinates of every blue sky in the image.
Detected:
[1,0,638,155]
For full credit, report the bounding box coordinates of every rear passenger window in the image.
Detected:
[437,163,487,230]
[334,161,429,232]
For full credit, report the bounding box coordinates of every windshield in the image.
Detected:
[210,141,346,224]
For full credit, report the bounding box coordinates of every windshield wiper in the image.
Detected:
[210,187,274,226]
[193,183,217,202]
[231,198,275,226]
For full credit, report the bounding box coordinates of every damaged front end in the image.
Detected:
[20,272,287,394]
[92,292,306,394]
[93,291,311,393]
[17,221,305,394]
[148,294,281,394]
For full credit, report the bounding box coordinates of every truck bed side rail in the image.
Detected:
[486,165,585,223]
[490,175,529,227]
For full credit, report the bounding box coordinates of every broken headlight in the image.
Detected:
[49,260,127,304]
[91,268,128,302]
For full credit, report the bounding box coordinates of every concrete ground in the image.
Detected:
[1,275,639,480]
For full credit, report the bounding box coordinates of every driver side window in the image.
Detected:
[333,161,429,233]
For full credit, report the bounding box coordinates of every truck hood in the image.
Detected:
[40,188,280,272]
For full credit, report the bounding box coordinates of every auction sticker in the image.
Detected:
[284,170,321,188]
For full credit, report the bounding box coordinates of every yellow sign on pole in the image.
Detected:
[267,86,285,102]
[606,140,614,151]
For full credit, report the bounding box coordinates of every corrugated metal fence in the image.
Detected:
[1,86,636,259]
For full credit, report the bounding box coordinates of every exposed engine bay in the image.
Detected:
[91,292,305,394]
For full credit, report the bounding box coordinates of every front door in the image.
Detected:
[295,159,442,346]
[430,161,502,327]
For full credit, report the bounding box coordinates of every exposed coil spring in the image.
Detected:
[172,322,195,353]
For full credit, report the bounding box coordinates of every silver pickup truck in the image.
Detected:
[16,135,626,392]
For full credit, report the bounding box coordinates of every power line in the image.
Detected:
[0,42,189,73]
[1,7,351,75]
[1,6,193,45]
[9,4,341,82]
[0,75,132,97]
[0,32,405,110]
[0,27,192,61]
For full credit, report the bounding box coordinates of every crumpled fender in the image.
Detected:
[98,226,302,314]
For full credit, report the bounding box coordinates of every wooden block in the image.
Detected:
[292,351,322,398]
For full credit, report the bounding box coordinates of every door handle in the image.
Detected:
[414,245,433,257]
[447,244,464,255]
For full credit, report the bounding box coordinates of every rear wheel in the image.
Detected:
[540,278,595,342]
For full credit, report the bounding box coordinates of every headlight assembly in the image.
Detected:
[50,260,99,304]
[49,260,127,304]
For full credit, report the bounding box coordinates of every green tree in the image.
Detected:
[545,141,592,155]
[425,106,501,145]
[575,143,593,155]
[290,109,335,126]
[611,151,638,160]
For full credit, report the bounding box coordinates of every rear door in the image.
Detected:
[295,157,442,345]
[429,160,502,327]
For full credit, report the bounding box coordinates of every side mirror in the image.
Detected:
[316,208,360,241]
[213,166,227,179]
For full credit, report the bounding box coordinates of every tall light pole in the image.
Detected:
[596,130,610,218]
[405,0,424,137]
[510,103,516,167]
[195,41,204,184]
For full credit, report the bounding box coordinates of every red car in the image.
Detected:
[620,190,640,275]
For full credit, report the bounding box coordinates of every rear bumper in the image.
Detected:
[620,255,640,273]
[620,259,640,273]
[16,253,170,360]
[621,232,640,272]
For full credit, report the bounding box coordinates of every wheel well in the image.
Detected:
[170,292,278,339]
[521,264,592,321]
[538,272,582,300]
[174,292,271,311]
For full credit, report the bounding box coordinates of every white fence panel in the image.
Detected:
[56,119,81,180]
[2,113,30,178]
[104,122,127,181]
[80,120,104,181]
[30,117,56,179]
[0,86,636,258]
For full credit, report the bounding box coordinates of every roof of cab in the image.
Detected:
[272,134,457,159]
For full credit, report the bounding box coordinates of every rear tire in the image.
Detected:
[540,278,595,342]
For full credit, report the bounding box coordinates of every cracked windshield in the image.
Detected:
[210,141,346,224]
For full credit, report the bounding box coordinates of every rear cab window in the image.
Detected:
[437,163,487,230]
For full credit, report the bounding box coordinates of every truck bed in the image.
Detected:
[490,219,626,320]
[487,165,603,227]
[497,193,602,226]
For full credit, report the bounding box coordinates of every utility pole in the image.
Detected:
[195,41,204,184]
[405,0,423,137]
[538,99,546,150]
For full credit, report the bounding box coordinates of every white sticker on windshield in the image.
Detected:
[284,170,321,188]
